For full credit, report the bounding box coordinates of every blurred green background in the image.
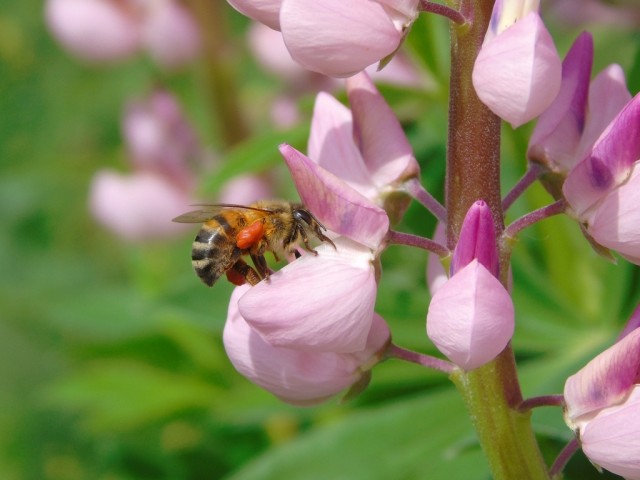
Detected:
[1,1,640,479]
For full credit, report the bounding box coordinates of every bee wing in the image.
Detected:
[172,204,274,223]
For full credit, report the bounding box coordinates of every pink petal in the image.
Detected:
[280,145,390,249]
[224,285,361,405]
[580,387,640,480]
[227,0,283,30]
[89,170,192,242]
[618,304,640,341]
[564,328,640,422]
[238,237,377,353]
[373,0,419,29]
[346,72,420,187]
[141,1,201,69]
[564,94,640,218]
[527,32,593,172]
[46,0,140,63]
[472,12,561,128]
[587,163,640,265]
[280,0,402,77]
[308,92,376,199]
[426,260,514,371]
[576,64,632,163]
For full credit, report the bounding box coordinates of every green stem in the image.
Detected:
[452,350,549,479]
[189,0,250,147]
[445,1,550,478]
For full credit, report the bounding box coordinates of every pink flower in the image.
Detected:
[90,90,200,241]
[89,170,192,242]
[303,72,419,225]
[472,0,561,127]
[564,308,640,479]
[224,284,391,405]
[46,0,200,68]
[562,93,640,264]
[426,201,514,370]
[227,0,419,77]
[528,32,631,175]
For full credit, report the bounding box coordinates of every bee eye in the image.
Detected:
[293,209,314,225]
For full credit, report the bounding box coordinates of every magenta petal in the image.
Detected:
[346,72,420,186]
[451,200,498,277]
[426,260,514,371]
[563,94,640,218]
[580,387,640,480]
[527,32,593,171]
[226,0,283,30]
[280,0,401,77]
[564,328,640,422]
[280,144,390,249]
[308,92,375,199]
[238,238,377,353]
[473,12,561,128]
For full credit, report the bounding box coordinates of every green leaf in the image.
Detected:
[227,389,489,480]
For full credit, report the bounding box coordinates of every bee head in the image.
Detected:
[292,207,337,250]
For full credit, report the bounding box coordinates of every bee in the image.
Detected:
[172,200,336,287]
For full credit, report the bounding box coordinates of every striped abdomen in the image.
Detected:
[191,215,241,286]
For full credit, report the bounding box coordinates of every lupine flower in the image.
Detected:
[305,71,420,224]
[224,285,391,405]
[427,201,514,371]
[562,93,640,264]
[227,0,419,77]
[547,0,640,29]
[46,0,200,68]
[528,32,631,176]
[90,90,199,241]
[472,0,561,127]
[564,307,640,479]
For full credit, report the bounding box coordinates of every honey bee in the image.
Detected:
[172,200,336,287]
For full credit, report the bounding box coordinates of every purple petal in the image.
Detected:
[527,32,593,172]
[473,12,561,128]
[238,238,377,353]
[281,144,390,249]
[346,72,420,186]
[564,327,640,422]
[426,260,515,371]
[280,0,402,77]
[564,93,640,218]
[451,200,498,277]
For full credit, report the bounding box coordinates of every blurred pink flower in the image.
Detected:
[528,32,631,174]
[472,0,561,128]
[46,0,200,68]
[217,175,273,206]
[90,89,200,242]
[228,0,419,77]
[224,285,390,405]
[90,170,192,242]
[546,0,640,29]
[564,307,640,479]
[563,93,640,264]
[427,201,514,370]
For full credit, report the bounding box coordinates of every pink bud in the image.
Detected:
[141,1,201,69]
[224,285,390,406]
[426,259,514,371]
[227,0,283,31]
[279,0,407,77]
[473,11,561,128]
[46,0,140,63]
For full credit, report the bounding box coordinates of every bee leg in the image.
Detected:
[301,234,319,256]
[250,254,270,281]
[227,259,261,286]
